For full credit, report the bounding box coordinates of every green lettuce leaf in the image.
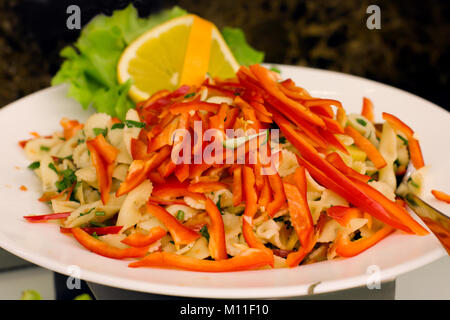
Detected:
[52,5,264,119]
[221,27,264,66]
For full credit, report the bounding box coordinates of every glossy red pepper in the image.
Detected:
[128,249,273,272]
[121,227,167,247]
[205,198,228,260]
[71,228,149,259]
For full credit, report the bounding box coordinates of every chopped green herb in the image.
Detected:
[270,66,281,74]
[95,211,106,217]
[48,163,58,174]
[408,177,420,188]
[77,138,85,145]
[233,92,241,96]
[273,216,285,222]
[397,134,409,146]
[90,221,107,228]
[279,136,287,144]
[55,169,77,192]
[200,225,210,242]
[91,232,99,239]
[394,159,401,167]
[79,208,95,217]
[111,123,125,130]
[216,195,224,214]
[184,92,196,99]
[124,120,145,128]
[28,161,40,170]
[356,118,367,126]
[40,145,50,152]
[176,210,184,221]
[93,127,108,137]
[169,241,175,244]
[405,193,418,206]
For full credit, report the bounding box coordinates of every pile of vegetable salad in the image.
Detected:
[22,64,431,272]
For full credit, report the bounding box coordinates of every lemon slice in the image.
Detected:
[117,14,240,102]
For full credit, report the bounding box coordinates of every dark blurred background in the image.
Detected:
[0,0,449,110]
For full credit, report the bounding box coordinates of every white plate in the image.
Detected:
[0,65,447,299]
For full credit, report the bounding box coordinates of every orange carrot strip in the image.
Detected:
[362,97,375,123]
[431,190,450,204]
[344,126,387,169]
[382,112,424,169]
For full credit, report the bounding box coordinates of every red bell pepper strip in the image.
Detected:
[86,139,113,205]
[146,203,200,246]
[148,196,186,206]
[24,212,71,222]
[187,181,228,193]
[205,198,228,260]
[60,226,122,235]
[152,184,206,201]
[431,190,450,204]
[148,171,166,185]
[335,225,395,257]
[234,96,263,130]
[325,152,371,183]
[285,166,314,245]
[169,100,221,115]
[174,163,190,183]
[116,146,171,197]
[88,134,118,165]
[350,178,428,235]
[128,249,273,272]
[209,103,229,132]
[157,157,177,178]
[232,166,243,206]
[60,118,84,140]
[224,107,240,129]
[258,175,272,209]
[121,226,167,247]
[286,236,317,268]
[241,166,274,265]
[266,173,286,217]
[382,112,425,169]
[116,158,154,197]
[148,116,180,152]
[326,206,363,227]
[308,104,334,118]
[361,97,375,123]
[344,126,387,169]
[295,154,413,233]
[321,116,344,134]
[318,128,349,154]
[130,138,153,161]
[248,64,325,128]
[71,228,149,259]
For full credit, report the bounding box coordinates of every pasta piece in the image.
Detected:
[184,195,206,210]
[73,143,91,168]
[39,155,59,192]
[112,164,129,182]
[368,180,396,202]
[206,96,233,105]
[378,122,397,192]
[75,166,98,189]
[51,200,80,213]
[24,137,63,161]
[116,179,153,232]
[65,194,125,227]
[184,238,211,260]
[122,109,142,157]
[165,204,200,222]
[210,189,234,208]
[83,113,111,139]
[308,189,348,224]
[277,149,299,177]
[347,114,378,147]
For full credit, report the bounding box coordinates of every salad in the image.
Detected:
[19,6,449,272]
